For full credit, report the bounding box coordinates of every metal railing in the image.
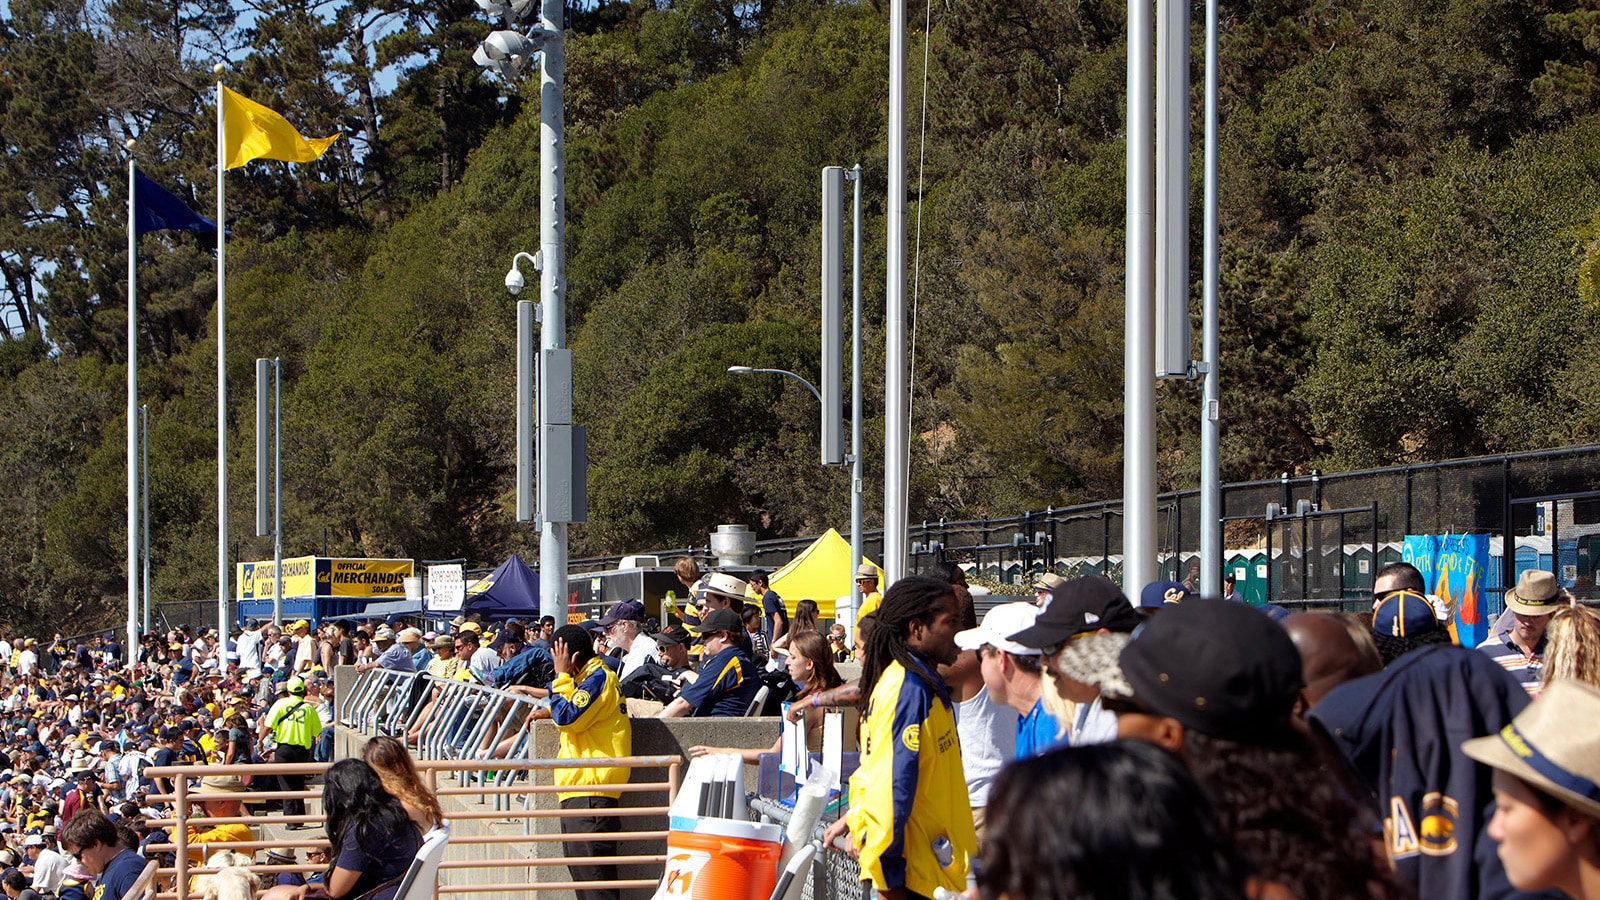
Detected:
[145,753,683,899]
[749,796,860,900]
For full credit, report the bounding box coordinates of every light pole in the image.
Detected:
[727,365,863,619]
[479,0,573,625]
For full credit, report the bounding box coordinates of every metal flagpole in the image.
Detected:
[849,164,864,617]
[1199,0,1222,596]
[126,146,139,672]
[141,404,151,635]
[884,0,908,584]
[1123,0,1157,597]
[215,67,230,645]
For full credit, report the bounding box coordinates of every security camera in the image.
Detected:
[505,267,525,295]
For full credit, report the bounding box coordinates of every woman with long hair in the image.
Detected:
[772,600,820,654]
[362,735,444,832]
[981,741,1250,900]
[689,631,844,764]
[259,759,420,900]
[1543,604,1600,689]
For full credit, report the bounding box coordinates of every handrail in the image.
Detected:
[145,754,683,900]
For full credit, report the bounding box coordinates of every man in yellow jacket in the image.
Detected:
[825,575,976,900]
[549,625,631,900]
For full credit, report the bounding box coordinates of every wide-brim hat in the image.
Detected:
[1463,679,1600,819]
[700,572,750,600]
[1504,569,1564,617]
[191,774,248,797]
[1033,572,1067,592]
[856,564,880,581]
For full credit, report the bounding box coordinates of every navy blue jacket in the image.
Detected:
[1310,646,1558,900]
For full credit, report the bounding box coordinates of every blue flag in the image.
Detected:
[133,169,218,236]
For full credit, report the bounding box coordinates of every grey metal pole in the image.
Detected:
[273,359,283,628]
[884,0,908,585]
[1123,0,1157,598]
[539,0,569,625]
[126,148,140,671]
[215,69,230,644]
[849,164,864,620]
[516,299,535,522]
[1198,0,1222,597]
[141,404,150,635]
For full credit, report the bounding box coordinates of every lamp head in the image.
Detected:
[727,366,754,375]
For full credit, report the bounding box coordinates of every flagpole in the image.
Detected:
[216,66,230,648]
[126,142,139,673]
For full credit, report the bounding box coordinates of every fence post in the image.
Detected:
[175,776,189,900]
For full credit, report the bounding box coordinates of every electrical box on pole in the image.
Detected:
[517,300,536,522]
[820,166,846,466]
[539,424,587,523]
[255,358,271,537]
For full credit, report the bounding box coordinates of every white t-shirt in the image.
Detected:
[470,647,500,682]
[952,689,1017,809]
[31,848,68,892]
[15,649,37,677]
[237,629,264,671]
[620,633,660,680]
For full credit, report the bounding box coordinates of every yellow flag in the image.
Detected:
[221,85,340,170]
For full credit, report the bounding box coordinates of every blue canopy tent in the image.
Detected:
[463,554,542,620]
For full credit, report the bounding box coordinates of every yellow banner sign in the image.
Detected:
[236,557,414,600]
[320,558,414,597]
[236,557,317,600]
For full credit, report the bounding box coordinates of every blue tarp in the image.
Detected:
[463,554,542,620]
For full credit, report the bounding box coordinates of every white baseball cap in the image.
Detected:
[954,602,1043,656]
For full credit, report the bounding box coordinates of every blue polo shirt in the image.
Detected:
[1014,697,1065,759]
[678,647,759,716]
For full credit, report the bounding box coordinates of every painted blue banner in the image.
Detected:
[1402,534,1492,648]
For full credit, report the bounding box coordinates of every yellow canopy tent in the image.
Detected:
[766,528,881,619]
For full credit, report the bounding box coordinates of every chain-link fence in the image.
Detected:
[749,796,862,900]
[575,445,1600,616]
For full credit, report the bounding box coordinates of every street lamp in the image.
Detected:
[726,363,863,628]
[726,366,823,404]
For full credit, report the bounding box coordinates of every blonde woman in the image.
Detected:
[1543,604,1600,689]
[361,736,444,832]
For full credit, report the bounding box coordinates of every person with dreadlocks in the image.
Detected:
[822,576,976,900]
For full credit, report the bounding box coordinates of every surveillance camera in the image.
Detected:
[505,267,525,295]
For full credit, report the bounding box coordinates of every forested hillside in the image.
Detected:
[5,0,1600,631]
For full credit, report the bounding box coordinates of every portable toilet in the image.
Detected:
[1345,544,1374,598]
[1239,550,1268,605]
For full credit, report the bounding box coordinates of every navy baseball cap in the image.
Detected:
[1009,576,1140,648]
[1139,580,1191,609]
[1371,591,1438,638]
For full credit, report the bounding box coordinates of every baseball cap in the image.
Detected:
[489,625,525,650]
[955,602,1043,656]
[456,621,482,634]
[654,624,693,647]
[1371,590,1439,638]
[691,608,742,636]
[597,600,646,628]
[289,619,309,631]
[1116,598,1304,743]
[1009,576,1140,648]
[1138,580,1191,609]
